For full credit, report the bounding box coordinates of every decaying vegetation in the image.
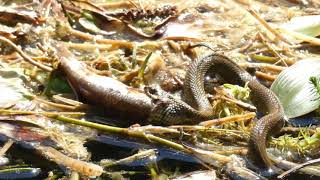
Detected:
[0,0,320,179]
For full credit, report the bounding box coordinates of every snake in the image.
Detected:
[149,53,285,171]
[56,45,285,171]
[183,53,285,171]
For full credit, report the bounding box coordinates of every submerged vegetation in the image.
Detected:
[0,0,319,179]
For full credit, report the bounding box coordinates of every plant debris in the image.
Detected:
[0,0,319,179]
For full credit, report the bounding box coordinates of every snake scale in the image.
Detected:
[56,46,285,171]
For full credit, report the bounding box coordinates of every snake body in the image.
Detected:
[57,47,284,171]
[182,54,285,171]
[150,54,285,171]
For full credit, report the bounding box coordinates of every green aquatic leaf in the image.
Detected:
[271,59,320,118]
[138,52,152,79]
[44,70,72,96]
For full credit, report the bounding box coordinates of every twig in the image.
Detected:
[68,28,133,49]
[170,125,243,133]
[100,149,156,168]
[0,36,53,72]
[128,0,140,8]
[257,33,288,67]
[269,153,320,177]
[33,97,88,111]
[239,62,286,73]
[0,109,85,117]
[214,148,248,156]
[31,56,51,62]
[250,54,295,65]
[0,139,13,157]
[164,36,203,42]
[169,125,249,141]
[278,158,320,179]
[53,116,233,165]
[137,0,145,13]
[234,39,253,53]
[52,95,85,106]
[199,112,256,127]
[130,125,182,135]
[131,125,227,149]
[235,0,252,6]
[255,71,277,81]
[213,95,257,112]
[267,45,288,67]
[182,143,232,165]
[36,145,103,177]
[247,8,292,45]
[38,0,52,19]
[62,42,112,51]
[249,54,277,62]
[273,153,320,176]
[97,1,137,9]
[54,115,185,151]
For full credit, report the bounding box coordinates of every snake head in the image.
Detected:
[148,97,177,126]
[148,96,199,126]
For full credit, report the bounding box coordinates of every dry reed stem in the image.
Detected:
[62,42,112,51]
[37,145,103,177]
[213,95,257,112]
[0,36,53,72]
[247,8,292,45]
[52,95,85,106]
[164,36,203,42]
[199,112,256,127]
[257,33,288,67]
[278,158,320,179]
[255,71,277,81]
[69,28,133,49]
[34,97,87,111]
[0,140,13,157]
[97,1,137,9]
[239,62,286,73]
[214,148,248,156]
[0,109,85,117]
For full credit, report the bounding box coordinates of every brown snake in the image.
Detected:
[182,53,285,171]
[56,46,284,172]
